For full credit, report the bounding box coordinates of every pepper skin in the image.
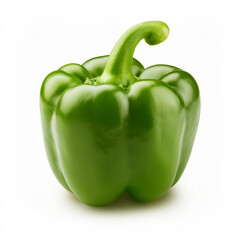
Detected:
[40,21,200,206]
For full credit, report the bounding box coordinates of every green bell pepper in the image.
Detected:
[40,21,200,206]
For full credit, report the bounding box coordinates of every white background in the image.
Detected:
[1,0,240,239]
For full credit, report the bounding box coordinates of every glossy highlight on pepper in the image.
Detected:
[40,21,200,206]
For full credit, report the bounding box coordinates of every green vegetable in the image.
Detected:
[40,21,200,206]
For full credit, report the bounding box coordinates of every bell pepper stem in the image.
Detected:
[98,21,169,87]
